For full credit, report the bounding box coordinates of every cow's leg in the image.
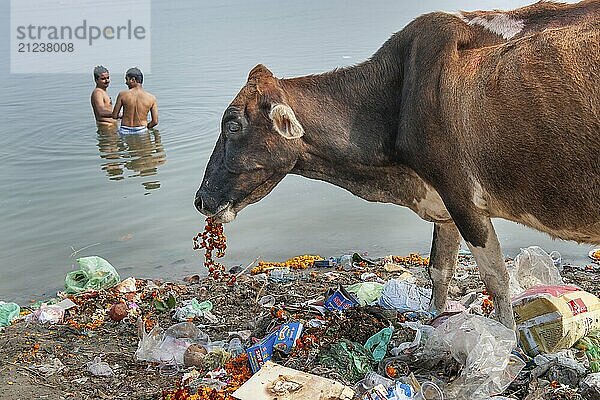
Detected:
[428,222,461,315]
[463,217,515,330]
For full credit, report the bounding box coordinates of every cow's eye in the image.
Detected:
[226,121,241,133]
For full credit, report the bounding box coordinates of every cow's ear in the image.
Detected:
[270,104,304,139]
[248,64,273,82]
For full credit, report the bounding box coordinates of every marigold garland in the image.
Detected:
[251,254,323,275]
[193,218,227,279]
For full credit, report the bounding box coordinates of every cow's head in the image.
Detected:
[194,64,305,223]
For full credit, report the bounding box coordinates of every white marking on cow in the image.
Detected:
[467,14,524,40]
[215,203,237,223]
[450,11,470,23]
[471,178,488,211]
[465,218,515,329]
[413,186,451,222]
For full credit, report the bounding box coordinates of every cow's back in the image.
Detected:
[448,22,600,243]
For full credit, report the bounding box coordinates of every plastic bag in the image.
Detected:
[135,320,209,365]
[422,312,524,400]
[269,268,295,283]
[533,350,587,387]
[26,304,65,324]
[579,373,600,399]
[65,256,121,293]
[173,299,216,322]
[379,279,432,313]
[25,299,76,324]
[35,357,65,377]
[319,339,375,381]
[0,301,20,327]
[390,321,435,356]
[364,326,394,362]
[575,330,600,372]
[510,246,563,296]
[346,282,384,306]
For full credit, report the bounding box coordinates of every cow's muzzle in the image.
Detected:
[194,193,237,223]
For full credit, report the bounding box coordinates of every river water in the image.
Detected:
[0,0,590,303]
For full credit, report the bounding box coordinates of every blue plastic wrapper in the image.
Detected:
[274,322,304,354]
[324,286,359,311]
[246,331,277,373]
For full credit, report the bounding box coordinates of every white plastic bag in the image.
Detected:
[135,320,210,365]
[423,313,524,400]
[379,279,432,313]
[513,246,563,293]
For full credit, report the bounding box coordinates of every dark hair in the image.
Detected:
[125,67,144,84]
[93,65,109,82]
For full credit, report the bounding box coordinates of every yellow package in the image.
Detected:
[512,285,600,355]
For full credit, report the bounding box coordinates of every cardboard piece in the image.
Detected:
[232,361,354,400]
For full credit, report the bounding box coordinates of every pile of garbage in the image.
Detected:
[2,247,600,400]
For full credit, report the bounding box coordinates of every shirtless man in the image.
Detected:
[90,65,118,129]
[112,67,158,135]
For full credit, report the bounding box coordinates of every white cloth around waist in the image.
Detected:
[119,125,148,135]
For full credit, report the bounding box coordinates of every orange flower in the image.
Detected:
[193,217,227,280]
[385,365,398,378]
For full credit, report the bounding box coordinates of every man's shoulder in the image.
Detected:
[91,88,106,100]
[145,91,157,103]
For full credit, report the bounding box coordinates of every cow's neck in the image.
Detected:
[283,58,402,165]
[279,58,426,208]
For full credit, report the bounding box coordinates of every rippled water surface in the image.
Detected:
[0,0,591,302]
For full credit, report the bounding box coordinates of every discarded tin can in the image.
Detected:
[273,322,304,354]
[246,332,277,373]
[324,286,359,311]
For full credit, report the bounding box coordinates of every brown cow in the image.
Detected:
[195,1,600,329]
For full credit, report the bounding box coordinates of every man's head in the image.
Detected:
[125,67,144,88]
[93,65,110,89]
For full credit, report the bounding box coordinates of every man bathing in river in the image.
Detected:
[112,67,158,135]
[90,65,118,130]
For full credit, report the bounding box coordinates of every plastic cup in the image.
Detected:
[414,381,444,400]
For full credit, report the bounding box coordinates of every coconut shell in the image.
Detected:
[108,303,128,322]
[183,344,207,367]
